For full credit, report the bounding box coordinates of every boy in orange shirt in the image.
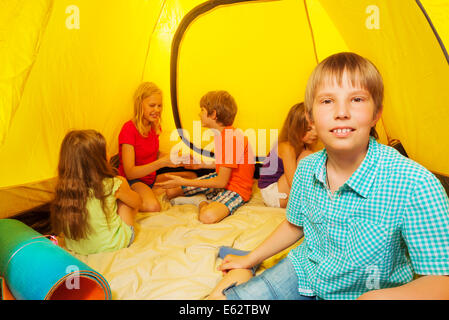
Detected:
[156,90,255,224]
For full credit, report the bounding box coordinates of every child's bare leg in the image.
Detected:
[165,186,185,199]
[198,201,230,224]
[207,269,253,300]
[131,182,161,212]
[117,200,138,227]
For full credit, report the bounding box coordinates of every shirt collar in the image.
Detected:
[314,137,380,198]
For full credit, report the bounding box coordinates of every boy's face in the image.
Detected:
[199,107,215,128]
[311,71,381,154]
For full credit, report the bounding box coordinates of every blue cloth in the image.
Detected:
[223,258,316,300]
[218,246,260,275]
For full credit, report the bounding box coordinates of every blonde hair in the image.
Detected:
[133,82,162,136]
[200,90,237,126]
[279,103,310,157]
[304,52,383,139]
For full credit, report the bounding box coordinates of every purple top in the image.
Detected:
[258,145,284,189]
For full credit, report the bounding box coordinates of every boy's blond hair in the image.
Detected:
[304,52,384,139]
[133,82,162,136]
[200,90,237,126]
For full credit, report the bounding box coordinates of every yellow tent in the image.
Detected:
[1,0,448,218]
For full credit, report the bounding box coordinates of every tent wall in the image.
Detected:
[316,0,449,175]
[0,0,448,218]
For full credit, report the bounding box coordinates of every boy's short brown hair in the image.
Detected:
[304,52,384,139]
[200,90,237,126]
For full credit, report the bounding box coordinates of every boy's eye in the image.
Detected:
[352,97,365,102]
[321,99,332,104]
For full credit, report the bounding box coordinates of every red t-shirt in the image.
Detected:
[214,126,255,202]
[118,120,159,186]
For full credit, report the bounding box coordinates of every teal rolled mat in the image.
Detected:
[0,219,111,300]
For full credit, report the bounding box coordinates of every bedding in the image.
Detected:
[67,184,300,300]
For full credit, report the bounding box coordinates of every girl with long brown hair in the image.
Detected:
[51,130,142,255]
[258,102,318,208]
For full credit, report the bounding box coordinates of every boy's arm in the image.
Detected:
[184,166,231,189]
[184,161,216,170]
[219,219,303,271]
[155,166,232,189]
[246,219,303,266]
[360,173,449,300]
[358,275,449,300]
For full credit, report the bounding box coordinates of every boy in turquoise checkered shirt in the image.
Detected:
[209,52,449,300]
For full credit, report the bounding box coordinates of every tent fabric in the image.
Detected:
[66,185,299,299]
[0,0,53,146]
[0,0,448,218]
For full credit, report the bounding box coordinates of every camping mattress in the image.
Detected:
[66,184,294,300]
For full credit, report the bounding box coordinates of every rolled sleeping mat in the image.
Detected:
[1,276,15,300]
[0,219,111,300]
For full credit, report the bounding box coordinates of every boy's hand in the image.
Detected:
[184,162,203,170]
[163,153,192,168]
[154,174,186,189]
[217,254,254,274]
[182,155,202,170]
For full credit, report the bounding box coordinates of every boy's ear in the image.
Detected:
[372,105,383,126]
[210,110,217,120]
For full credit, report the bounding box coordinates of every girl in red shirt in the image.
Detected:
[118,82,195,212]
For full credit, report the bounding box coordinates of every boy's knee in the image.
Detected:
[198,209,220,224]
[141,199,161,212]
[166,187,183,200]
[199,205,229,224]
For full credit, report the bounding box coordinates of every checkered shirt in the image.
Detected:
[286,137,449,300]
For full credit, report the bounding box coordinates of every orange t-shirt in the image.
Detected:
[214,126,255,201]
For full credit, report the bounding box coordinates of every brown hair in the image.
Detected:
[200,90,237,126]
[278,102,311,157]
[304,52,384,139]
[51,130,117,240]
[133,82,162,136]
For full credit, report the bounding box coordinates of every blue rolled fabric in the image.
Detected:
[0,219,111,300]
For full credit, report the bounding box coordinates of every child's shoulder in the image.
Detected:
[377,142,435,183]
[277,141,295,156]
[122,119,136,130]
[296,148,325,173]
[102,176,123,195]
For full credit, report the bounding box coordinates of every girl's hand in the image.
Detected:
[154,174,185,189]
[161,153,191,168]
[217,254,254,274]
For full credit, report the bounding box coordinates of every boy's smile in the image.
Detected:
[311,71,381,154]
